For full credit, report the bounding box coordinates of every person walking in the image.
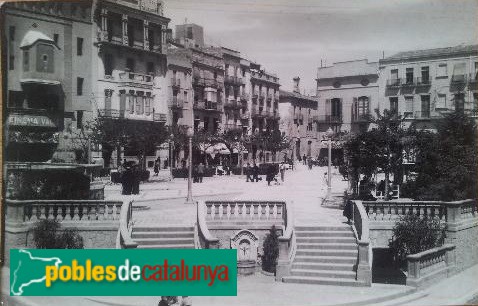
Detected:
[252,163,260,182]
[279,162,286,183]
[153,159,159,176]
[307,156,313,170]
[303,154,307,165]
[266,164,274,186]
[245,162,252,182]
[197,162,205,183]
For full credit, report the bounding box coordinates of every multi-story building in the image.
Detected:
[91,0,171,167]
[3,1,93,162]
[279,77,319,160]
[222,47,244,134]
[379,44,478,130]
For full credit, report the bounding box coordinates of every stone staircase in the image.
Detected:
[131,225,196,249]
[282,225,366,286]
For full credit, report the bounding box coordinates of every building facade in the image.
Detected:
[3,1,93,162]
[378,44,478,130]
[91,0,171,167]
[279,78,320,160]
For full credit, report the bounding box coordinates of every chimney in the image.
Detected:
[293,77,300,93]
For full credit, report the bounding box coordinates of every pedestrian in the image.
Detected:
[266,164,275,186]
[193,164,198,183]
[121,164,132,195]
[154,160,159,176]
[180,296,192,306]
[181,159,186,169]
[279,162,286,183]
[131,164,140,195]
[245,162,252,182]
[303,154,307,165]
[343,199,352,224]
[307,156,313,170]
[197,162,205,183]
[253,163,260,182]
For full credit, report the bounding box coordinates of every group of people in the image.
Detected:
[244,162,288,186]
[158,296,191,306]
[119,159,141,195]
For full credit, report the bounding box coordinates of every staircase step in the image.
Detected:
[137,244,195,249]
[292,262,355,272]
[133,226,194,232]
[290,269,356,279]
[132,231,194,239]
[295,226,351,231]
[295,231,355,238]
[296,237,357,244]
[133,237,195,245]
[293,255,357,264]
[295,249,358,257]
[282,275,365,286]
[296,243,357,250]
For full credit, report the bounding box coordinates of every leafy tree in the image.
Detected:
[250,130,290,162]
[32,219,84,249]
[262,225,280,273]
[389,215,445,266]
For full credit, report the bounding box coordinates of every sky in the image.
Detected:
[165,0,478,94]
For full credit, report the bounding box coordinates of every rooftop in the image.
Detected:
[317,59,378,80]
[280,90,318,103]
[381,44,478,63]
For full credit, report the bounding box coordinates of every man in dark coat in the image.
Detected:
[252,163,260,182]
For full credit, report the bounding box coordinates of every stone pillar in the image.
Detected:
[356,240,372,285]
[275,237,291,281]
[100,8,108,41]
[122,14,128,45]
[143,20,149,50]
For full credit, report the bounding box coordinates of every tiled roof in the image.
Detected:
[20,30,55,48]
[280,90,318,102]
[382,44,478,62]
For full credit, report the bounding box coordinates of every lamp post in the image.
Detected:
[169,133,174,181]
[185,127,194,204]
[325,127,334,199]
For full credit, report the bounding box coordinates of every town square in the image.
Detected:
[1,0,478,305]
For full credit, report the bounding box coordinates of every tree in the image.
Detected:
[262,225,279,273]
[33,219,84,249]
[404,111,477,201]
[90,117,169,169]
[250,130,290,162]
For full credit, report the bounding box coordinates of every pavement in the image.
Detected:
[3,163,478,306]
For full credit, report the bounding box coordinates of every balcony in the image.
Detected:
[386,79,401,88]
[250,71,280,85]
[153,113,167,122]
[451,74,467,85]
[98,109,125,119]
[401,77,416,87]
[193,76,206,87]
[294,113,304,121]
[240,111,250,120]
[205,78,222,89]
[316,115,343,124]
[251,108,265,118]
[118,72,153,89]
[351,112,371,123]
[224,99,241,109]
[169,97,184,109]
[252,92,259,100]
[240,93,250,101]
[171,78,181,89]
[259,93,266,100]
[224,75,243,85]
[96,30,163,55]
[413,111,434,119]
[224,124,242,131]
[193,101,223,112]
[416,76,431,86]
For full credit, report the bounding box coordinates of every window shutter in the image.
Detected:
[325,99,331,115]
[353,97,358,118]
[367,96,371,114]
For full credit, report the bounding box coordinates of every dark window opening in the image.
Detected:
[53,33,59,44]
[147,62,154,75]
[77,37,83,56]
[389,97,398,114]
[9,26,15,41]
[126,58,135,72]
[77,77,84,96]
[186,27,193,39]
[77,110,84,129]
[9,55,14,70]
[104,53,113,76]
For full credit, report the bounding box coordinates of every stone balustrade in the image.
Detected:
[6,199,122,225]
[406,244,456,288]
[118,200,138,249]
[362,200,447,222]
[204,201,285,221]
[351,200,372,285]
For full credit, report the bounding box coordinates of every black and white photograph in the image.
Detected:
[1,0,478,305]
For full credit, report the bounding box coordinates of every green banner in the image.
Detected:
[10,249,237,296]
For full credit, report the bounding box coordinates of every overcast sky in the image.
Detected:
[165,0,477,94]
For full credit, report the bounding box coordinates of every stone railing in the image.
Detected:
[406,244,456,288]
[117,200,138,249]
[5,199,123,225]
[276,201,295,281]
[203,201,286,221]
[350,200,372,285]
[197,201,220,248]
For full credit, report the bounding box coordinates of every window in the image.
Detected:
[355,96,370,117]
[9,26,15,41]
[404,96,414,115]
[36,44,54,73]
[136,93,144,114]
[454,93,465,112]
[474,62,478,79]
[204,117,209,131]
[421,66,429,83]
[128,91,135,114]
[126,58,135,72]
[406,68,414,84]
[104,53,113,76]
[184,91,188,102]
[23,50,29,71]
[76,110,83,129]
[77,37,83,56]
[77,77,84,95]
[421,95,430,118]
[148,28,154,50]
[53,33,59,44]
[437,63,447,77]
[391,69,399,79]
[147,62,154,75]
[127,24,134,47]
[186,27,193,39]
[389,97,398,114]
[9,55,14,70]
[144,96,151,115]
[452,62,466,82]
[436,94,447,109]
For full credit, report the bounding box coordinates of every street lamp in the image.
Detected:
[169,133,174,181]
[325,127,334,199]
[185,127,194,204]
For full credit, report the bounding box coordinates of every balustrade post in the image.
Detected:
[275,237,291,281]
[407,257,420,284]
[445,244,456,276]
[356,240,372,285]
[5,201,25,225]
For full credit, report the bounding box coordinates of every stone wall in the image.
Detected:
[210,227,283,253]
